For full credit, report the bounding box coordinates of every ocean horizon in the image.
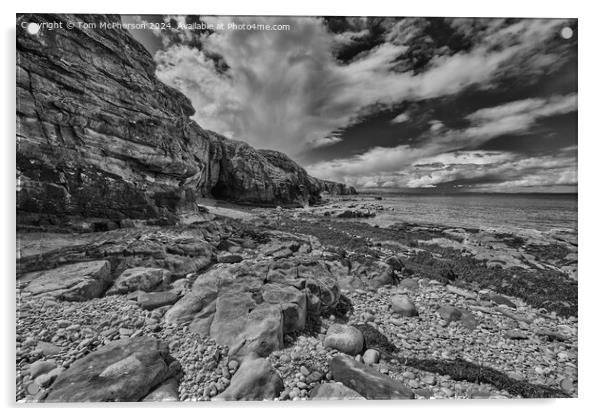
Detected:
[348,192,577,233]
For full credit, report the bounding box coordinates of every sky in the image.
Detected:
[124,15,577,193]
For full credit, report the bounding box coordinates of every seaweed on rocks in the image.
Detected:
[404,250,577,317]
[402,357,571,399]
[494,233,527,249]
[325,294,354,322]
[351,323,399,356]
[524,243,571,264]
[274,216,577,317]
[271,218,381,257]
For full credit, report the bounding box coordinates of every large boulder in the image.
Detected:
[45,337,175,402]
[215,354,284,400]
[165,257,342,358]
[330,355,415,400]
[107,267,171,295]
[324,324,364,355]
[22,260,112,301]
[310,382,365,400]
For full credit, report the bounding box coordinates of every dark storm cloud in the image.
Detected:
[131,15,577,191]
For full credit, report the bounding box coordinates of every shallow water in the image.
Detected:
[359,193,578,233]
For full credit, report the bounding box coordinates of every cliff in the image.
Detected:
[16,14,355,225]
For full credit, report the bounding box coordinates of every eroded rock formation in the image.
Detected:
[16,14,355,227]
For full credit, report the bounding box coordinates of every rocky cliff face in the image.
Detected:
[16,14,355,225]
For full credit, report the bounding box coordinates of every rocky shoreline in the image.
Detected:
[16,197,578,402]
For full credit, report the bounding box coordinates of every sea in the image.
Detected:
[357,193,578,233]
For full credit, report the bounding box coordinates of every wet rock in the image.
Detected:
[29,360,57,379]
[45,337,174,402]
[142,378,179,401]
[22,261,111,301]
[334,209,375,219]
[362,349,380,365]
[306,370,325,384]
[107,267,171,295]
[215,354,284,400]
[35,341,61,356]
[536,329,569,342]
[438,305,463,322]
[330,355,414,400]
[560,377,574,393]
[504,330,529,340]
[217,253,243,264]
[487,293,517,309]
[228,360,239,372]
[421,374,436,385]
[437,305,478,329]
[324,324,364,356]
[391,295,418,317]
[137,291,179,310]
[310,382,365,400]
[399,278,419,291]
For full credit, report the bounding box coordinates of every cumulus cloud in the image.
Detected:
[458,93,578,145]
[404,151,576,189]
[390,112,410,124]
[153,16,572,157]
[306,94,577,189]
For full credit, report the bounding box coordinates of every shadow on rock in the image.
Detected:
[351,323,399,355]
[324,294,353,323]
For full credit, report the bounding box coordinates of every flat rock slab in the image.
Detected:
[137,291,179,310]
[17,227,218,280]
[217,253,243,264]
[330,355,415,400]
[107,267,171,295]
[45,337,174,402]
[22,260,111,301]
[215,354,284,401]
[310,382,365,400]
[142,378,179,401]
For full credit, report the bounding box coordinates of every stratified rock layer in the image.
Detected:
[45,337,175,402]
[22,260,112,301]
[16,14,354,226]
[330,355,415,400]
